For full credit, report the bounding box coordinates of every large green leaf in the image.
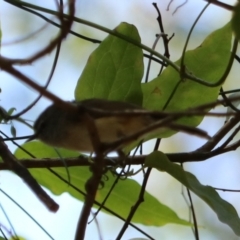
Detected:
[15,141,190,226]
[75,22,144,105]
[142,23,232,137]
[145,151,240,236]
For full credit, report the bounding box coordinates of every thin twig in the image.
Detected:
[186,183,199,239]
[5,0,101,44]
[217,123,240,149]
[9,23,63,119]
[181,3,210,71]
[74,112,106,240]
[220,87,240,112]
[3,0,75,65]
[153,2,171,60]
[116,168,153,240]
[204,0,234,11]
[196,114,240,152]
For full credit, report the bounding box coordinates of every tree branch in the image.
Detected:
[0,137,59,212]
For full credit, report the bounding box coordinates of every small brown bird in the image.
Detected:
[28,99,158,152]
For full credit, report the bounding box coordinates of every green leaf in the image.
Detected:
[0,107,15,123]
[145,151,240,236]
[7,107,16,116]
[142,23,232,137]
[10,125,16,137]
[15,141,190,227]
[75,22,144,105]
[232,2,240,41]
[0,106,8,122]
